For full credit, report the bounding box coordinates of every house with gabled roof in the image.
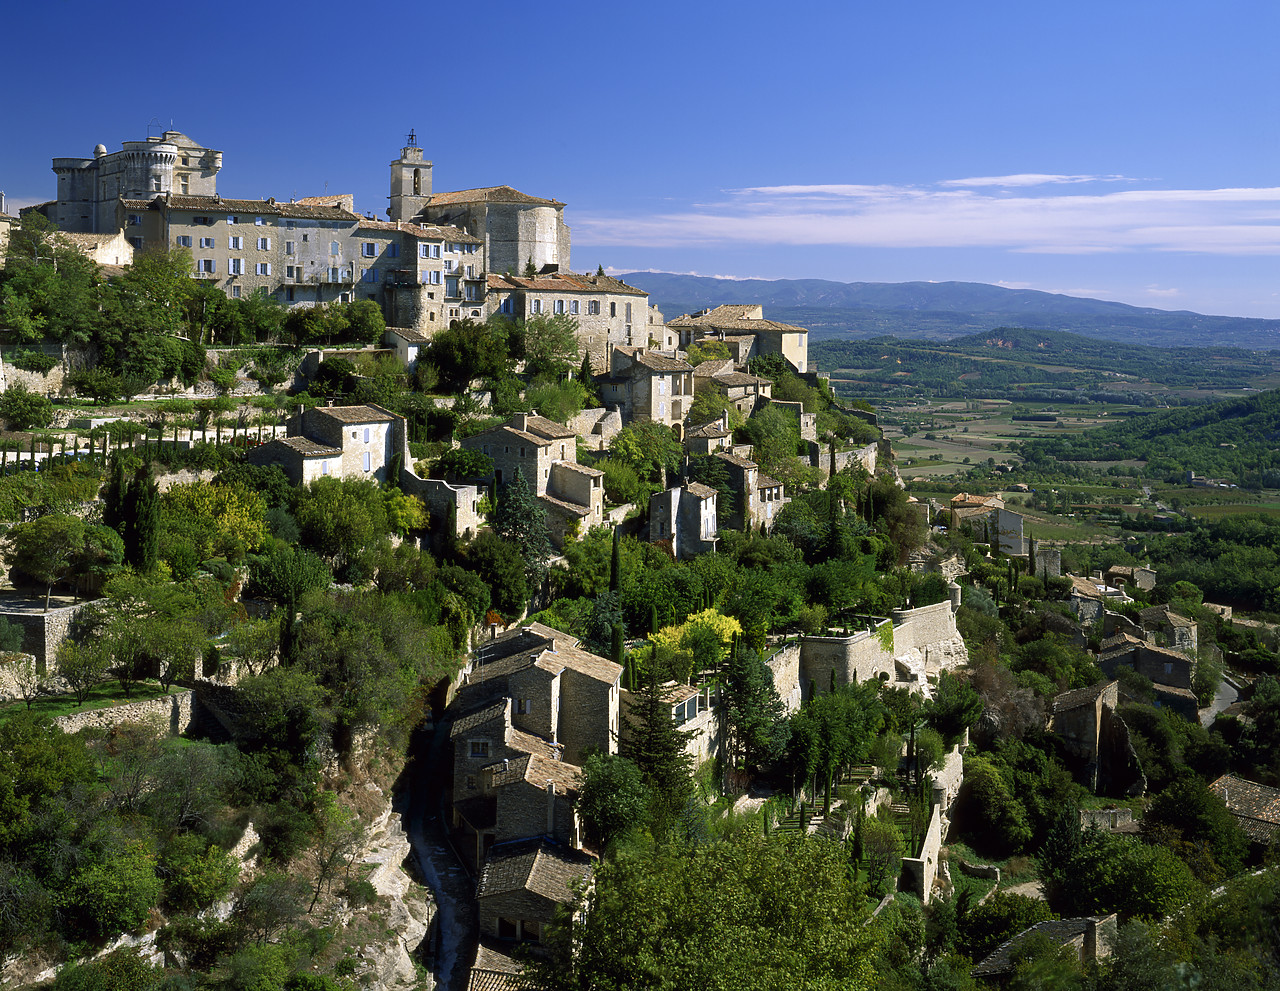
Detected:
[667,303,809,373]
[971,915,1117,980]
[684,412,734,456]
[460,412,604,546]
[474,837,592,956]
[600,346,695,435]
[649,482,719,559]
[249,402,403,485]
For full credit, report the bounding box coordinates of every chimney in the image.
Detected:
[489,622,498,639]
[546,780,556,835]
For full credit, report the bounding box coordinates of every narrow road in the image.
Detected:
[1201,676,1240,727]
[398,718,477,991]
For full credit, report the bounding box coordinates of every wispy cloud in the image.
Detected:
[939,173,1134,188]
[576,180,1280,256]
[605,266,769,281]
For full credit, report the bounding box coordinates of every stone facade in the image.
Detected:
[410,185,570,276]
[619,681,721,764]
[486,273,651,372]
[649,483,718,559]
[901,803,943,904]
[667,304,809,374]
[601,348,695,431]
[48,131,222,235]
[0,599,88,668]
[250,403,404,486]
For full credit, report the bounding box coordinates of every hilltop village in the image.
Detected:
[0,131,1275,991]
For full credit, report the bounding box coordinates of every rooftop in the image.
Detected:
[668,304,807,335]
[476,839,592,908]
[1052,680,1116,714]
[1209,774,1280,842]
[275,437,341,458]
[484,752,582,796]
[311,403,398,424]
[685,481,718,499]
[428,185,562,207]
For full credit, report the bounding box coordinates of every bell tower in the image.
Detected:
[388,130,432,221]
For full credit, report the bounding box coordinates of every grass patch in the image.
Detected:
[0,679,179,725]
[945,840,1041,886]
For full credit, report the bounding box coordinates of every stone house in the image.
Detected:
[453,752,583,872]
[693,362,773,418]
[52,230,134,268]
[667,304,809,374]
[460,413,605,546]
[449,699,565,807]
[1106,565,1157,592]
[684,413,733,456]
[619,681,721,764]
[355,219,485,328]
[600,348,695,433]
[248,402,402,486]
[1048,681,1143,795]
[1069,576,1107,625]
[0,205,15,268]
[1098,639,1196,693]
[710,450,788,531]
[1138,605,1198,655]
[474,838,593,947]
[485,272,654,372]
[382,326,434,368]
[649,482,719,559]
[949,492,1025,556]
[462,622,623,767]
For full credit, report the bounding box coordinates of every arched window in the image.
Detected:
[413,168,421,195]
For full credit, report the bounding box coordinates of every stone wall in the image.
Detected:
[928,745,965,814]
[1080,807,1134,831]
[764,641,802,714]
[901,804,943,904]
[54,690,193,736]
[0,601,89,668]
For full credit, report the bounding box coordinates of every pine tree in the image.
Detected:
[524,257,537,277]
[719,643,788,770]
[596,263,605,276]
[620,667,695,840]
[492,467,552,591]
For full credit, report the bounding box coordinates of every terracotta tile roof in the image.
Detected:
[692,358,737,378]
[312,403,397,424]
[685,481,718,499]
[711,371,768,387]
[667,304,808,335]
[507,728,563,761]
[951,491,1001,507]
[161,194,361,222]
[686,420,731,438]
[386,326,434,342]
[540,493,592,517]
[1052,680,1115,714]
[467,650,564,687]
[54,231,120,249]
[428,185,561,207]
[356,218,481,242]
[275,437,341,457]
[485,753,583,796]
[1140,605,1195,628]
[486,271,646,296]
[295,194,355,211]
[1209,774,1280,842]
[1070,576,1104,600]
[713,451,758,470]
[757,475,782,490]
[520,415,577,440]
[554,461,604,478]
[553,642,623,686]
[631,351,693,373]
[468,940,529,991]
[451,700,509,738]
[476,838,592,903]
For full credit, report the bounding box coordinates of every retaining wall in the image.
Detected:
[901,804,943,904]
[54,690,193,736]
[0,601,89,668]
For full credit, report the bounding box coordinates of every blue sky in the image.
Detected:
[4,1,1280,317]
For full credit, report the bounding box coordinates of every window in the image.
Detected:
[182,156,189,166]
[302,233,309,242]
[193,216,212,226]
[431,271,441,284]
[498,918,517,940]
[255,262,271,276]
[152,177,161,191]
[231,285,241,299]
[285,220,296,230]
[470,740,489,758]
[516,698,530,714]
[554,299,565,315]
[1164,662,1174,675]
[443,259,456,273]
[588,300,600,315]
[569,300,579,315]
[257,237,271,250]
[229,258,243,275]
[321,461,329,475]
[364,428,370,443]
[531,299,542,314]
[501,297,512,314]
[328,266,340,282]
[286,287,295,301]
[175,235,192,247]
[363,452,371,472]
[626,302,632,322]
[229,236,243,250]
[466,284,481,301]
[127,214,141,226]
[362,268,376,283]
[419,244,429,258]
[610,302,617,317]
[199,237,214,248]
[197,259,216,273]
[430,243,440,258]
[180,178,188,194]
[255,216,264,226]
[226,215,238,224]
[285,240,295,255]
[362,242,377,257]
[330,241,340,254]
[127,236,143,249]
[389,243,399,258]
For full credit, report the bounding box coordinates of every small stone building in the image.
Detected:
[600,347,695,433]
[249,402,402,485]
[649,482,719,560]
[971,916,1117,980]
[1209,774,1280,844]
[475,838,593,947]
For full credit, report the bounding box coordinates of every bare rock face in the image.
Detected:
[341,803,435,991]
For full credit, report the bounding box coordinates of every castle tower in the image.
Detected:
[388,131,432,221]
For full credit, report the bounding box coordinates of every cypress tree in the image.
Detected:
[620,666,696,841]
[126,469,160,573]
[649,603,659,636]
[610,622,625,666]
[609,526,621,594]
[103,457,128,535]
[492,466,552,591]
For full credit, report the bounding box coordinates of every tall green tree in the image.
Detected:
[491,466,552,591]
[619,668,695,840]
[719,644,790,771]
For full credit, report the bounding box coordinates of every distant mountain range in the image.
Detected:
[618,272,1280,350]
